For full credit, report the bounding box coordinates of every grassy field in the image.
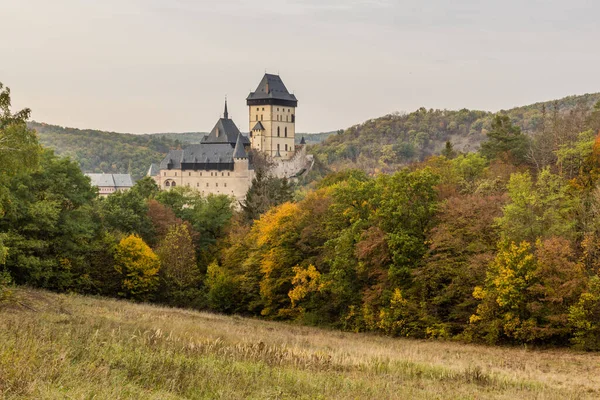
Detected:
[1,289,599,399]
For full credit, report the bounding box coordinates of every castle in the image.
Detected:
[149,73,310,201]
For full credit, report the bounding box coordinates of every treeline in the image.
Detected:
[312,92,600,173]
[31,121,181,180]
[209,102,600,349]
[5,81,600,350]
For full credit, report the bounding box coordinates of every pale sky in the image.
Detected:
[1,0,599,134]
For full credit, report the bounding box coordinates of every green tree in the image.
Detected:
[241,170,293,223]
[569,276,600,350]
[471,238,584,344]
[130,176,159,199]
[497,169,574,244]
[441,140,457,159]
[0,82,40,176]
[1,150,99,290]
[480,114,530,165]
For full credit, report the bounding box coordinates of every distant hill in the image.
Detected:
[311,92,600,172]
[30,122,181,180]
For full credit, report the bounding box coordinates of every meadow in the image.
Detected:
[1,289,599,399]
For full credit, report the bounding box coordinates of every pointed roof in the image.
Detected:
[247,73,298,106]
[223,99,229,120]
[233,134,247,159]
[300,136,306,145]
[202,116,250,145]
[147,163,159,177]
[252,121,265,131]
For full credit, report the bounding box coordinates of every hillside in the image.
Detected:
[311,92,600,172]
[1,289,599,399]
[30,122,181,180]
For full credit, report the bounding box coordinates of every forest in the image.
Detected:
[30,122,182,180]
[312,92,600,173]
[3,81,600,349]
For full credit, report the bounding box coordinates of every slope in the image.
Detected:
[1,288,599,399]
[311,92,600,172]
[30,122,181,180]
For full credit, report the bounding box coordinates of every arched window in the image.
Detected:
[284,127,287,137]
[285,144,288,151]
[171,181,176,187]
[277,127,280,137]
[291,114,295,123]
[165,181,170,187]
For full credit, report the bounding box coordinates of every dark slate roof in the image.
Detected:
[202,118,250,145]
[181,143,235,164]
[233,134,247,159]
[159,149,183,169]
[252,121,265,131]
[147,163,160,177]
[247,73,298,103]
[300,136,306,145]
[86,173,134,188]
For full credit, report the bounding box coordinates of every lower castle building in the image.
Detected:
[151,102,254,202]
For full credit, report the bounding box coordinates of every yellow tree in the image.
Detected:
[250,202,303,318]
[114,234,160,301]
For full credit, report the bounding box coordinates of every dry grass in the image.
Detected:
[1,289,599,399]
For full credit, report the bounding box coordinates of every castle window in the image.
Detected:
[165,181,170,187]
[292,114,295,123]
[175,172,177,176]
[261,115,263,121]
[286,116,288,122]
[172,182,176,187]
[200,172,202,176]
[197,183,199,187]
[256,108,259,111]
[228,172,230,176]
[262,107,264,111]
[285,127,287,137]
[277,127,280,137]
[206,183,209,187]
[256,115,258,121]
[224,183,227,187]
[222,172,224,176]
[189,172,191,176]
[277,108,279,111]
[216,183,219,187]
[285,144,288,151]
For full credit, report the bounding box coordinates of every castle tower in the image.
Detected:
[247,73,298,160]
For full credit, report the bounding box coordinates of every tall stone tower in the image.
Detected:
[247,74,298,160]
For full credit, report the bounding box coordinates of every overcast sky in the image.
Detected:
[1,0,599,134]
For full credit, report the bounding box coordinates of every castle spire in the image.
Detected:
[224,98,229,119]
[233,133,247,159]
